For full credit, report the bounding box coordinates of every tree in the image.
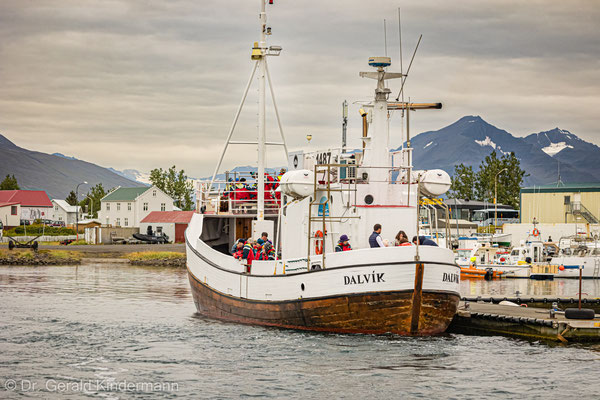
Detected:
[475,151,504,202]
[149,166,194,211]
[449,164,476,200]
[79,183,107,218]
[65,190,78,206]
[497,152,527,209]
[450,151,527,210]
[0,174,19,190]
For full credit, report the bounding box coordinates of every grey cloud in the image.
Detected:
[0,0,598,177]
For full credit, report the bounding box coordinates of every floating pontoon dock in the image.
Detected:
[449,301,600,343]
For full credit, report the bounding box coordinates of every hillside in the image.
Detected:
[0,134,144,199]
[407,116,599,185]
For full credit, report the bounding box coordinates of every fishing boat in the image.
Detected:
[186,1,461,335]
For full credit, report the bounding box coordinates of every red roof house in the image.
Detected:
[0,190,53,207]
[140,211,195,243]
[140,211,195,224]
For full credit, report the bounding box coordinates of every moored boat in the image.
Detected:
[186,1,461,335]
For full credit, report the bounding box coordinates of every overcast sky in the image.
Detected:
[1,0,599,177]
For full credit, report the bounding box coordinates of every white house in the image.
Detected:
[0,201,20,228]
[98,186,174,228]
[51,199,83,226]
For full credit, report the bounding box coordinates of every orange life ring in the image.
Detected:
[315,230,324,255]
[499,257,506,263]
[532,228,540,237]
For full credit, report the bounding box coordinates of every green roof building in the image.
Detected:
[520,183,600,224]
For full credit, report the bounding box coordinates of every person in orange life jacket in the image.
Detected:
[335,235,352,252]
[395,230,412,246]
[369,224,387,248]
[412,235,438,246]
[258,242,276,260]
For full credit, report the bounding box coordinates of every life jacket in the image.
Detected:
[369,232,381,248]
[233,250,243,259]
[242,244,255,265]
[258,248,275,260]
[335,242,352,252]
[399,242,412,247]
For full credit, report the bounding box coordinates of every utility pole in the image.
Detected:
[494,168,507,230]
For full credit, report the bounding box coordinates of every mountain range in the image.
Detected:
[0,134,144,199]
[2,116,599,200]
[407,116,600,185]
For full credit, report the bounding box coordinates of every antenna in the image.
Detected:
[397,8,404,103]
[383,19,388,57]
[395,34,422,101]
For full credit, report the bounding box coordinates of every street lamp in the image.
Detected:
[494,168,508,229]
[75,181,88,239]
[85,195,94,219]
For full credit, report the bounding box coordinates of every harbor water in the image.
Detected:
[1,263,600,399]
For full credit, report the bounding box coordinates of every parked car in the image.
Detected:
[20,219,31,226]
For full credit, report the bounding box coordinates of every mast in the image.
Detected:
[359,57,403,183]
[257,0,267,221]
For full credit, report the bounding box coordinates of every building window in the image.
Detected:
[116,218,120,226]
[124,218,128,227]
[55,205,58,211]
[127,203,132,211]
[161,203,166,211]
[59,216,63,221]
[117,203,121,211]
[143,202,148,211]
[106,203,110,211]
[153,190,157,197]
[11,206,18,215]
[106,217,109,225]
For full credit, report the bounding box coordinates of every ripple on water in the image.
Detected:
[1,264,600,399]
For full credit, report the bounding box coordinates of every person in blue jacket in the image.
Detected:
[369,224,386,248]
[412,235,438,246]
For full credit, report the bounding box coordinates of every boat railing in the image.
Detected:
[196,171,283,216]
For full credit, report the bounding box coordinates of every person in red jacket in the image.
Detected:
[335,235,352,252]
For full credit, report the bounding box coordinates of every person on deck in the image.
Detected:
[242,239,256,271]
[369,224,386,248]
[395,231,412,246]
[231,239,245,255]
[257,232,271,246]
[412,235,439,246]
[335,235,352,252]
[258,242,276,260]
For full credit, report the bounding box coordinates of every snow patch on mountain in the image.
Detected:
[475,136,497,149]
[424,141,434,149]
[542,142,573,157]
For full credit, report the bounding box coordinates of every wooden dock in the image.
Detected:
[448,301,600,342]
[462,296,600,313]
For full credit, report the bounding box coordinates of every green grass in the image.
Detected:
[0,249,83,262]
[125,251,185,262]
